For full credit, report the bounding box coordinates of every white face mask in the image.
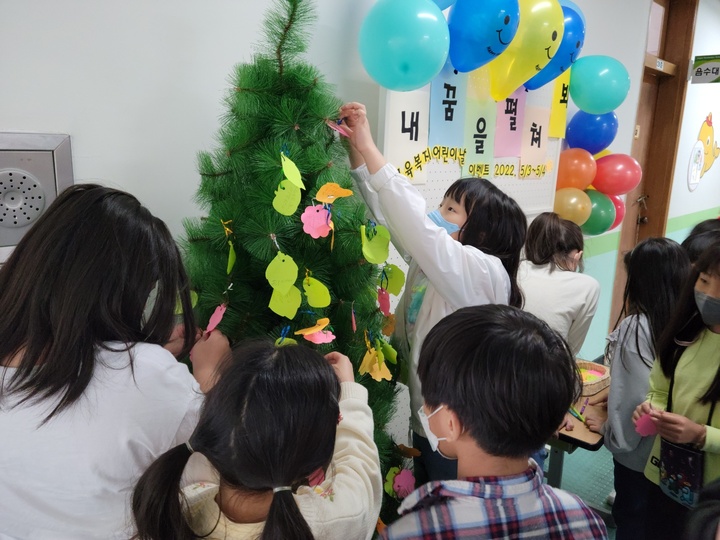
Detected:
[418,404,447,452]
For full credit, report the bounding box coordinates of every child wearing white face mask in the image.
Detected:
[338,102,527,484]
[633,239,720,539]
[381,305,608,539]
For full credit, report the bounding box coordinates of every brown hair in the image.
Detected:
[524,212,584,271]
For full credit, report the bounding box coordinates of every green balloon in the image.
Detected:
[581,190,616,236]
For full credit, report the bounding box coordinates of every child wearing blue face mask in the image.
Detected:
[339,102,527,484]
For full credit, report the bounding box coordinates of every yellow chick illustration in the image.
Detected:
[698,113,720,177]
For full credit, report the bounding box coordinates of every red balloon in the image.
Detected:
[556,148,597,190]
[608,194,626,230]
[593,154,642,195]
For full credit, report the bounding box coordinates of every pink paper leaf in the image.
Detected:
[206,304,227,333]
[635,413,658,437]
[304,330,336,344]
[325,119,350,138]
[301,205,332,239]
[393,469,415,499]
[378,288,391,316]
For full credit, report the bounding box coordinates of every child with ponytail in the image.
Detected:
[132,341,381,540]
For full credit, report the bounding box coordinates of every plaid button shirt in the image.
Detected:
[381,464,608,539]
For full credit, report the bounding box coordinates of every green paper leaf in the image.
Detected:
[174,290,199,315]
[380,264,406,296]
[274,336,298,347]
[281,153,305,190]
[361,224,391,264]
[303,277,331,308]
[269,285,302,319]
[227,242,237,274]
[380,340,398,364]
[273,179,302,216]
[265,252,299,294]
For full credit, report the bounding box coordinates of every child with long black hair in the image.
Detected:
[585,238,691,540]
[633,239,720,539]
[339,102,527,484]
[132,341,381,540]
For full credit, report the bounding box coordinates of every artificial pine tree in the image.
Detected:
[182,0,409,525]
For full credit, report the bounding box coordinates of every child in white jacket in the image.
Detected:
[339,102,527,483]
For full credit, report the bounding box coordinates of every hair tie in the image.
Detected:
[272,486,292,494]
[186,441,194,454]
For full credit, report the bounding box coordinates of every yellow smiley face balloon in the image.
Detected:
[488,0,564,102]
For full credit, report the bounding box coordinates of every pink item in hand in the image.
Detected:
[635,413,658,436]
[206,304,227,333]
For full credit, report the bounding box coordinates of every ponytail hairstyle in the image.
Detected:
[657,239,720,403]
[132,341,341,540]
[524,212,584,272]
[445,178,527,307]
[0,184,195,422]
[610,238,691,370]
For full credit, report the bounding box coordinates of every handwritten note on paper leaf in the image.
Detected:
[206,304,227,333]
[380,264,406,296]
[301,205,332,239]
[361,224,391,264]
[281,153,305,190]
[303,277,331,308]
[273,180,302,216]
[265,252,299,294]
[304,330,336,344]
[378,288,391,316]
[295,317,331,335]
[269,286,302,319]
[316,183,354,204]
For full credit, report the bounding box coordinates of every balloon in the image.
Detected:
[593,154,642,195]
[554,187,592,226]
[565,111,619,155]
[488,0,564,101]
[359,0,449,92]
[608,194,626,230]
[560,0,585,25]
[594,149,612,160]
[448,0,520,73]
[433,0,456,8]
[556,148,596,190]
[581,190,616,235]
[569,55,631,114]
[524,3,585,90]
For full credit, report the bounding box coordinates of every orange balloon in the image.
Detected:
[556,148,597,190]
[554,187,592,226]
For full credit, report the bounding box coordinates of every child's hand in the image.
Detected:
[190,330,231,393]
[632,401,652,425]
[585,413,604,434]
[587,387,609,408]
[163,324,202,357]
[338,103,375,153]
[649,409,705,445]
[325,351,355,384]
[554,413,575,436]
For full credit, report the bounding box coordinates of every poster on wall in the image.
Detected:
[687,113,720,191]
[692,55,720,84]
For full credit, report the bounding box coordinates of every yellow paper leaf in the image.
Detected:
[226,241,236,275]
[369,359,392,382]
[316,182,354,204]
[361,224,391,264]
[379,264,406,296]
[281,153,305,190]
[273,180,302,216]
[295,317,330,335]
[303,277,331,308]
[265,252,299,294]
[269,286,302,319]
[359,348,378,376]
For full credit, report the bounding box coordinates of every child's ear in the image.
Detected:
[445,409,465,442]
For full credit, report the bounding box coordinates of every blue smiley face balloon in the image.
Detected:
[524,2,585,90]
[448,0,520,73]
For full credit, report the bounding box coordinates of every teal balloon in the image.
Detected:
[359,0,450,92]
[570,55,631,114]
[581,190,616,236]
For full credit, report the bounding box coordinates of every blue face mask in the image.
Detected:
[428,209,460,235]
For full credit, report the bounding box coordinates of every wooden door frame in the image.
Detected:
[609,0,700,327]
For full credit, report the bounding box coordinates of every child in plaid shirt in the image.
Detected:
[381,305,607,540]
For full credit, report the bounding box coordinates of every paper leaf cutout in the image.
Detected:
[308,468,326,487]
[635,413,658,437]
[174,290,199,315]
[369,359,392,382]
[281,153,305,190]
[359,347,378,376]
[393,469,415,498]
[274,336,298,347]
[361,224,391,264]
[269,286,302,319]
[227,241,236,275]
[383,314,396,337]
[273,179,302,216]
[265,252,299,294]
[378,288,391,316]
[206,304,227,333]
[351,307,357,332]
[380,264,406,296]
[325,119,350,138]
[379,340,397,364]
[304,330,336,344]
[316,182,354,204]
[384,467,401,497]
[301,205,332,239]
[303,277,331,308]
[295,317,331,335]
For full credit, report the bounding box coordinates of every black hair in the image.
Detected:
[657,239,720,403]
[524,212,584,272]
[417,305,581,458]
[132,340,341,540]
[682,230,720,264]
[445,178,527,308]
[0,184,195,421]
[611,238,691,370]
[688,218,720,237]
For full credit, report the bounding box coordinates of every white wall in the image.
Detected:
[0,0,376,238]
